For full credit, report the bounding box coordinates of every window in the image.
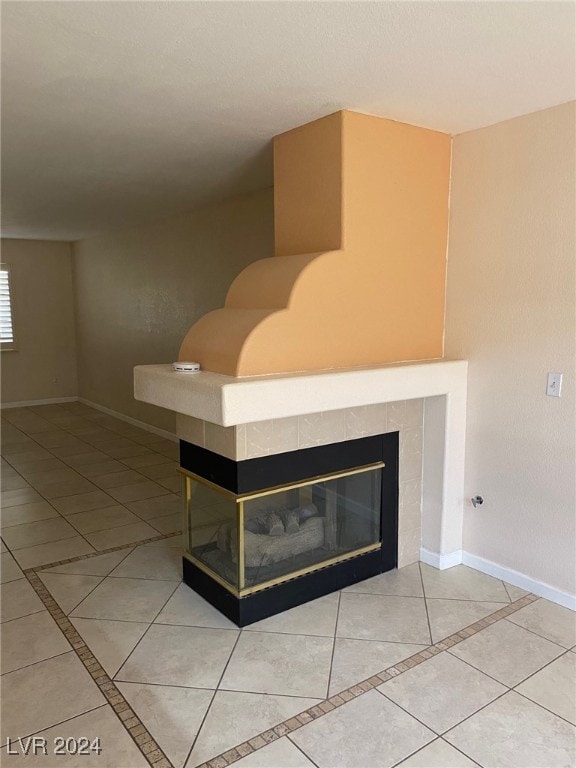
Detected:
[0,264,16,349]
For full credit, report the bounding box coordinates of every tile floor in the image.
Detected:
[1,403,575,768]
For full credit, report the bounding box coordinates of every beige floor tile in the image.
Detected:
[1,577,45,622]
[137,462,178,480]
[71,617,149,677]
[157,476,183,493]
[290,689,434,768]
[246,593,340,638]
[0,487,44,508]
[0,500,59,528]
[116,624,238,688]
[148,511,182,534]
[220,631,333,698]
[66,504,141,534]
[2,448,51,464]
[507,598,576,649]
[426,598,507,643]
[70,576,178,622]
[396,738,478,767]
[1,517,78,550]
[381,650,506,733]
[126,494,182,520]
[232,738,316,768]
[421,563,510,602]
[0,704,149,767]
[516,651,576,724]
[91,469,148,489]
[450,618,565,686]
[97,441,152,459]
[43,548,134,576]
[0,474,30,491]
[109,544,182,580]
[52,490,118,515]
[49,442,97,458]
[0,652,105,742]
[11,536,96,569]
[121,453,170,469]
[344,563,423,597]
[329,638,427,696]
[16,457,68,476]
[107,481,170,504]
[154,582,237,629]
[38,572,104,614]
[63,450,111,467]
[1,611,71,674]
[0,537,7,552]
[118,682,213,768]
[76,459,130,478]
[25,467,84,488]
[336,593,431,644]
[35,477,98,499]
[445,691,576,767]
[186,690,320,768]
[84,520,159,549]
[0,551,24,583]
[504,582,530,601]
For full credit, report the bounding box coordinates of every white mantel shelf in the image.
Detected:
[134,359,468,427]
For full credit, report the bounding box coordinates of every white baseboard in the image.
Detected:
[420,547,463,570]
[78,398,178,443]
[1,396,78,409]
[420,546,575,611]
[461,551,576,611]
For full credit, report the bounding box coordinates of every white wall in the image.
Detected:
[72,188,274,432]
[445,102,575,596]
[1,239,78,404]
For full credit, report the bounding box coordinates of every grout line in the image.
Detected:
[419,562,433,645]
[325,592,341,699]
[183,629,244,768]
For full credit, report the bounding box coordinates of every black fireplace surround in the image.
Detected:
[180,432,399,626]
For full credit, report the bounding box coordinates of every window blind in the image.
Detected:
[0,265,15,345]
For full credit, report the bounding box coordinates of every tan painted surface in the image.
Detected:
[180,111,451,376]
[1,239,78,403]
[445,102,576,595]
[73,189,274,432]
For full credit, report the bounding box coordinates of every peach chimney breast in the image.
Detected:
[179,110,451,377]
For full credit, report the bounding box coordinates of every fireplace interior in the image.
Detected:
[180,433,398,626]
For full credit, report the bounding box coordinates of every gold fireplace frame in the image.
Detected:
[179,462,384,598]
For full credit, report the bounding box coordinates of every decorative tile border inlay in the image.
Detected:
[23,535,538,768]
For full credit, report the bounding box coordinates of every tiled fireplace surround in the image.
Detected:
[135,359,468,570]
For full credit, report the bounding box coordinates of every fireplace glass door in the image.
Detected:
[183,462,383,597]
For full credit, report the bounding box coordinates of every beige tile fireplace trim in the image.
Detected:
[134,360,468,563]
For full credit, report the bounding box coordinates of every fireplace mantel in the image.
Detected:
[134,359,467,427]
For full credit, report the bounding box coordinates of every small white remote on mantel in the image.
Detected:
[172,362,201,373]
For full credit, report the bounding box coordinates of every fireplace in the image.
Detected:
[179,434,398,626]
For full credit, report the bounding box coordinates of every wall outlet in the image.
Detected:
[546,372,563,397]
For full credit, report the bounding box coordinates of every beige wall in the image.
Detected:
[72,188,274,432]
[1,239,78,404]
[445,102,575,595]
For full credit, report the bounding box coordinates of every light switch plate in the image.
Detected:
[546,372,563,397]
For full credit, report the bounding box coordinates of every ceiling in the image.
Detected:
[2,2,574,242]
